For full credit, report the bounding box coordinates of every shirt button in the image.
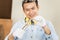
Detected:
[40,29,42,31]
[31,36,33,38]
[48,37,50,39]
[32,30,33,32]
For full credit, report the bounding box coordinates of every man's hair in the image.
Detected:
[22,0,38,8]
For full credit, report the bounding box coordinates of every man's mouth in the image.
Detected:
[29,14,33,17]
[28,14,35,18]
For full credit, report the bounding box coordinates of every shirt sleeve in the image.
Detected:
[44,21,59,40]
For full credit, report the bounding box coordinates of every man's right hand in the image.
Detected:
[8,34,14,40]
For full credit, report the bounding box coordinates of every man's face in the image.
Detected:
[23,2,39,19]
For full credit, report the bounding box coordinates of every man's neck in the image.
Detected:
[30,14,39,19]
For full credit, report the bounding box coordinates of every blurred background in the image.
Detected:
[11,0,60,39]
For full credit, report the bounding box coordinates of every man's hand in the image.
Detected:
[33,15,51,35]
[43,25,51,35]
[33,16,46,27]
[8,34,14,40]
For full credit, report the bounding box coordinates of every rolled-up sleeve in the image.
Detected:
[44,21,59,40]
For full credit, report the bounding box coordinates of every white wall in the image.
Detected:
[11,0,60,39]
[40,0,60,39]
[11,0,25,24]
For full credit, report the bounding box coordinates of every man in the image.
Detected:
[5,0,59,40]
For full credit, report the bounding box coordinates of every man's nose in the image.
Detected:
[29,9,33,13]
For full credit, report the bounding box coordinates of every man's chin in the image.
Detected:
[29,16,34,19]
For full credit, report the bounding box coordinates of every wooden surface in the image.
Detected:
[0,25,4,40]
[0,19,12,39]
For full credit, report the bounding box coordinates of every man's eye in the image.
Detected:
[32,8,35,10]
[26,9,29,11]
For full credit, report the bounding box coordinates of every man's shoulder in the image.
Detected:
[12,20,25,28]
[46,20,54,29]
[46,20,52,25]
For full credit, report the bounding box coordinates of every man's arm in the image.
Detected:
[4,22,19,40]
[44,21,59,40]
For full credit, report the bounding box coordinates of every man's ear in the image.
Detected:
[23,8,25,12]
[37,5,40,10]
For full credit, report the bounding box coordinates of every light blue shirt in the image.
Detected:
[5,20,59,40]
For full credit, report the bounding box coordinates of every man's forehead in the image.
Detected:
[22,0,36,2]
[24,2,35,6]
[24,2,36,9]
